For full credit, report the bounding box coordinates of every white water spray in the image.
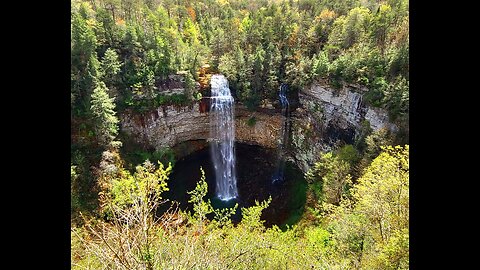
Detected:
[210,75,238,200]
[272,83,290,183]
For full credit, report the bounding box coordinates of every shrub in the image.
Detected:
[246,116,257,127]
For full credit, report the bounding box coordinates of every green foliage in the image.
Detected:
[213,203,238,227]
[305,152,351,205]
[352,145,409,269]
[74,160,173,269]
[187,167,213,230]
[152,147,176,166]
[384,75,409,121]
[241,197,272,231]
[318,145,409,269]
[71,1,409,268]
[183,71,197,101]
[73,145,409,270]
[311,51,330,78]
[71,0,408,116]
[369,4,395,52]
[70,148,99,217]
[123,93,190,112]
[354,119,373,153]
[341,7,372,49]
[218,50,239,83]
[100,48,122,86]
[109,160,171,209]
[246,116,256,127]
[305,226,334,252]
[329,44,386,86]
[365,128,394,160]
[194,91,203,101]
[71,11,97,63]
[90,81,119,147]
[286,54,314,88]
[336,144,360,166]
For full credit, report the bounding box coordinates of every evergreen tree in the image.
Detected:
[90,81,119,147]
[100,47,122,87]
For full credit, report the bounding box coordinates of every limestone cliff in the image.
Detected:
[290,83,397,172]
[120,103,282,158]
[119,81,397,173]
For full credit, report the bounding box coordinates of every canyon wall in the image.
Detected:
[290,83,397,172]
[120,81,396,172]
[120,104,282,157]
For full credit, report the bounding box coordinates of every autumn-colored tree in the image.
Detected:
[326,145,409,269]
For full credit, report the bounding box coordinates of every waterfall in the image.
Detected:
[210,74,238,201]
[272,83,290,183]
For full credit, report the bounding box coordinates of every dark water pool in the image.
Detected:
[159,143,307,228]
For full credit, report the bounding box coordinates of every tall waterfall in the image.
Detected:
[272,83,290,183]
[210,75,238,200]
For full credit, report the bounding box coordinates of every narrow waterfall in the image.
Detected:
[272,83,290,183]
[210,74,238,200]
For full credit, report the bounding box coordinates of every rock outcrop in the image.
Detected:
[119,79,397,173]
[290,83,397,172]
[120,103,282,158]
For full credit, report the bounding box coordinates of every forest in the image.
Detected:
[71,0,409,269]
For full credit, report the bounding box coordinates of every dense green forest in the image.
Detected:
[71,0,408,117]
[71,0,409,268]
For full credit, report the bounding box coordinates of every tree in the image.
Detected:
[311,50,330,78]
[369,4,394,54]
[365,128,394,160]
[187,167,213,233]
[305,152,351,205]
[218,51,238,83]
[183,71,197,101]
[71,12,97,64]
[90,81,119,147]
[71,165,80,211]
[74,161,172,270]
[100,48,122,87]
[71,11,99,108]
[326,145,409,269]
[95,7,118,46]
[353,145,409,269]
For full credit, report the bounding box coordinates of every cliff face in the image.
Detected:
[121,104,210,151]
[290,83,397,172]
[119,81,396,172]
[120,104,282,157]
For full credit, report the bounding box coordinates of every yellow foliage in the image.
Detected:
[85,18,96,28]
[319,8,336,21]
[217,0,229,6]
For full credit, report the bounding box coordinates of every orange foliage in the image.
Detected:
[187,6,196,22]
[116,18,125,26]
[197,64,212,92]
[318,9,336,21]
[288,26,299,47]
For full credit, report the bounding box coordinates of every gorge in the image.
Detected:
[117,74,398,227]
[120,78,396,174]
[71,1,409,268]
